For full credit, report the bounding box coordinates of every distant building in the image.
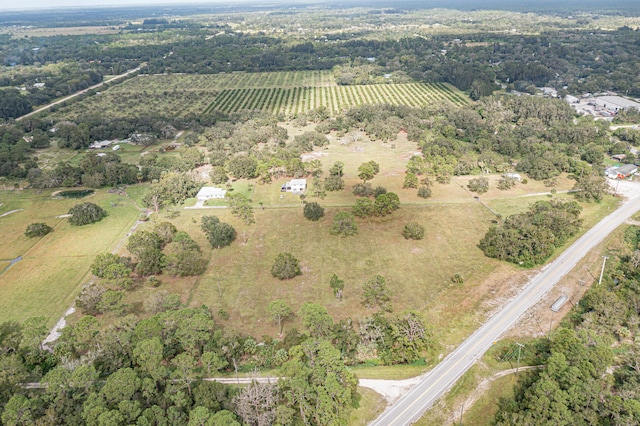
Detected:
[197,187,227,200]
[606,164,637,179]
[595,96,640,114]
[281,179,307,193]
[503,173,522,181]
[89,140,114,149]
[33,82,45,88]
[565,95,579,104]
[611,154,626,162]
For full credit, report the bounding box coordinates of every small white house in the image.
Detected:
[281,179,307,193]
[89,140,114,149]
[197,187,227,201]
[503,173,522,181]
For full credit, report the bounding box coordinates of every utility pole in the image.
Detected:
[515,342,524,375]
[598,256,609,286]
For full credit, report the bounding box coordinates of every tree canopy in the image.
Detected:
[68,202,108,226]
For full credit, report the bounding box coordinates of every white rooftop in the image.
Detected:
[596,96,640,110]
[197,187,226,196]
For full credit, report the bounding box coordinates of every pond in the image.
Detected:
[57,189,95,199]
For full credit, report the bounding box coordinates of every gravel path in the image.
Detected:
[0,209,23,217]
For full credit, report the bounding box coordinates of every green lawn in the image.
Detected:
[0,189,140,326]
[349,387,387,425]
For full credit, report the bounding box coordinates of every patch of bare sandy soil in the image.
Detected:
[300,151,327,161]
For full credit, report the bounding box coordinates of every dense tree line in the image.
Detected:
[0,294,434,425]
[493,226,640,424]
[479,200,583,267]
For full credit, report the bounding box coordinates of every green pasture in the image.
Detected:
[349,387,387,425]
[0,189,140,326]
[158,200,499,341]
[460,374,515,425]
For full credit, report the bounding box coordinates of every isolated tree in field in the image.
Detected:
[329,161,344,177]
[268,300,293,335]
[362,275,393,312]
[303,201,325,221]
[68,202,107,226]
[468,177,489,194]
[357,161,379,183]
[330,211,358,236]
[330,274,345,300]
[497,176,517,190]
[271,253,301,280]
[417,186,432,199]
[24,222,52,238]
[310,177,326,199]
[374,192,400,216]
[325,161,345,191]
[402,222,425,240]
[201,216,236,248]
[403,172,419,189]
[226,193,254,225]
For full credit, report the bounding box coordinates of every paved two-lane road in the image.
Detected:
[371,191,640,425]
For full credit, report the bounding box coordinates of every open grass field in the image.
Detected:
[0,189,140,326]
[151,134,615,352]
[48,71,468,121]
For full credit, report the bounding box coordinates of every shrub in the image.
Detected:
[324,175,344,191]
[451,273,464,284]
[271,253,302,280]
[303,202,325,221]
[25,222,52,238]
[402,222,425,240]
[417,186,432,199]
[467,177,489,194]
[330,212,358,236]
[353,183,374,197]
[497,177,517,190]
[373,186,387,197]
[201,216,236,248]
[68,202,107,226]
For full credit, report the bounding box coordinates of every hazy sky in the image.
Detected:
[0,0,289,12]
